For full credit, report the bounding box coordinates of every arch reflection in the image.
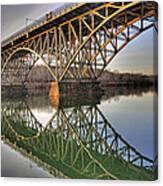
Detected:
[1,87,157,180]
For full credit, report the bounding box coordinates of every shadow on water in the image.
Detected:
[1,84,157,180]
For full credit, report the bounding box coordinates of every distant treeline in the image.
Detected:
[27,65,54,82]
[26,65,157,86]
[98,70,157,86]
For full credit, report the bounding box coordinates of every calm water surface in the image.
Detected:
[1,142,53,178]
[1,86,157,179]
[99,91,156,159]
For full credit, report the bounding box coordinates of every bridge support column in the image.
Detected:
[49,82,60,109]
[49,80,104,108]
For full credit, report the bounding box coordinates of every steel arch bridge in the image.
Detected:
[1,1,158,84]
[1,97,156,180]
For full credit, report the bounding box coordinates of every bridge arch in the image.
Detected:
[1,2,157,83]
[95,21,156,78]
[2,47,57,84]
[59,2,157,81]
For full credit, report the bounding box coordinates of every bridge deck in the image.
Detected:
[2,1,157,51]
[2,3,103,48]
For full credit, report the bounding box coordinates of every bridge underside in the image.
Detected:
[1,1,158,85]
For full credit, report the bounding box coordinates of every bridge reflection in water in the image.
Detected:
[1,86,157,180]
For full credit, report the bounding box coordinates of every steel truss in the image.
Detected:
[1,1,158,84]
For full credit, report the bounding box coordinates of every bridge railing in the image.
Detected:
[2,3,80,46]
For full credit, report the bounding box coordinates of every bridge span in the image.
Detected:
[1,1,157,85]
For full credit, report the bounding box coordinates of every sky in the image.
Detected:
[1,3,157,75]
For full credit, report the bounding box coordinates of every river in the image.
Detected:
[1,85,157,180]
